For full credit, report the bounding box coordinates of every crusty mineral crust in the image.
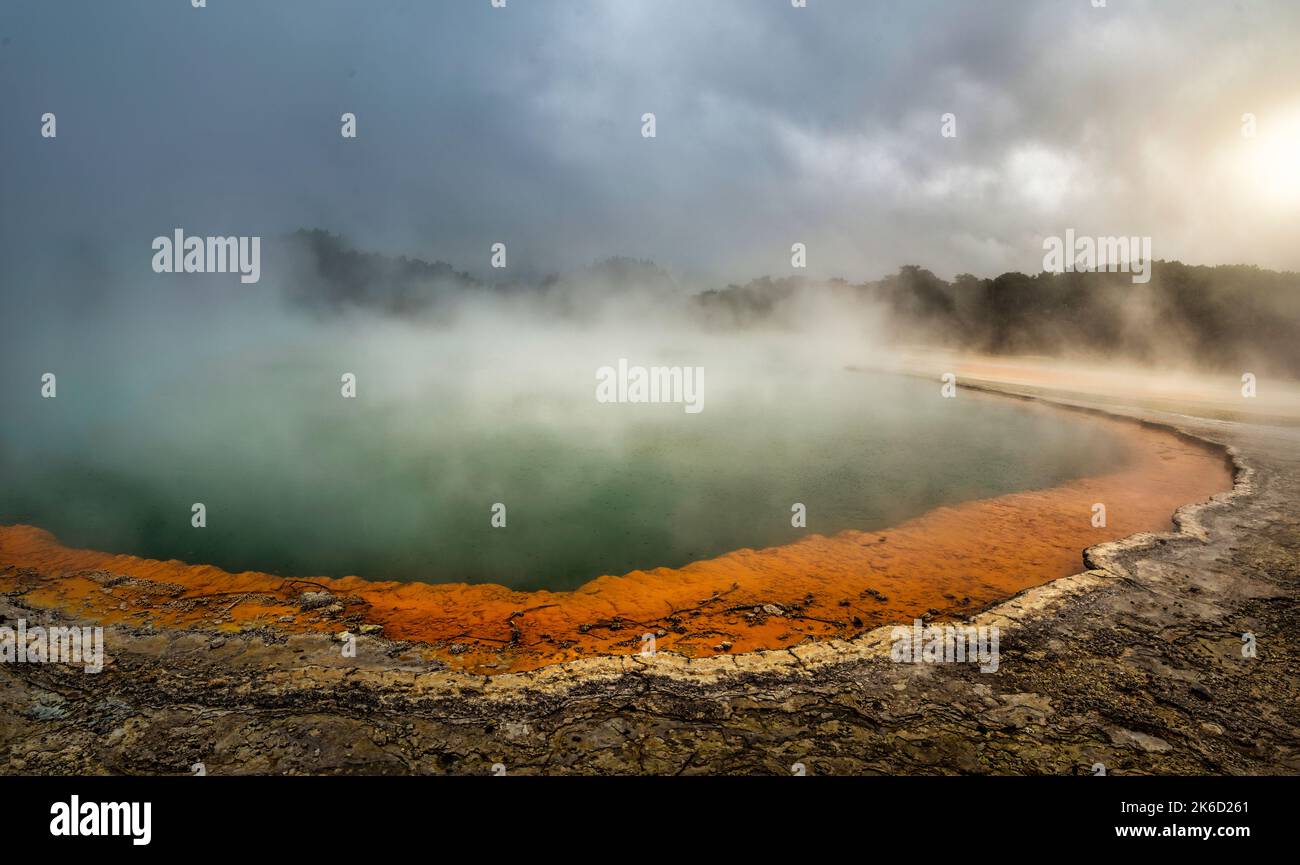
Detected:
[2,390,1297,775]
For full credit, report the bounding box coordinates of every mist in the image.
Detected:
[0,231,1147,588]
[4,0,1298,587]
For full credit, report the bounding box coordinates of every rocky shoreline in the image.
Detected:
[2,387,1297,775]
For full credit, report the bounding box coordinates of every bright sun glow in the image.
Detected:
[1240,108,1300,208]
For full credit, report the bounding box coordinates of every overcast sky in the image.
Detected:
[3,0,1299,286]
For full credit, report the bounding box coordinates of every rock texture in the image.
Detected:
[2,393,1297,775]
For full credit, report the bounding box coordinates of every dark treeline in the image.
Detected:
[276,230,679,318]
[278,231,1300,377]
[696,263,1300,377]
[277,229,482,316]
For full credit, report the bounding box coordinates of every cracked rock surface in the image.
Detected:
[2,398,1297,775]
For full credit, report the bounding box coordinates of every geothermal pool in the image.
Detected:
[0,350,1132,591]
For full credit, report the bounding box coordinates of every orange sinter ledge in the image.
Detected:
[0,412,1232,675]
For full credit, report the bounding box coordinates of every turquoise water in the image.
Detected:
[0,349,1130,591]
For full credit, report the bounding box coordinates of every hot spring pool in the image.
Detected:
[0,344,1131,591]
[0,348,1133,590]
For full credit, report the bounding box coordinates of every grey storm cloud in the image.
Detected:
[2,0,1299,287]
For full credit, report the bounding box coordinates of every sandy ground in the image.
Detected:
[885,348,1300,425]
[1,361,1297,774]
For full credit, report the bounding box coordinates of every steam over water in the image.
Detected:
[0,306,1130,590]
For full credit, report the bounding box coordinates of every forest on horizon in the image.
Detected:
[280,229,1300,378]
